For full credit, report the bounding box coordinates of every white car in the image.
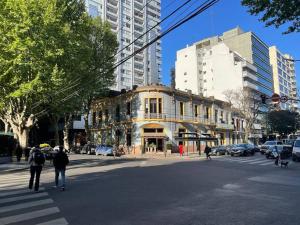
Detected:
[292,139,300,161]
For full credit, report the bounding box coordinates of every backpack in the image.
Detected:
[34,151,45,165]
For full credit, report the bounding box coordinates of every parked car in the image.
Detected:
[292,138,300,161]
[95,145,115,156]
[230,144,255,156]
[80,143,96,155]
[211,146,227,156]
[260,141,283,154]
[225,144,236,155]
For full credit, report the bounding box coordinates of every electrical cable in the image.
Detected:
[33,0,221,119]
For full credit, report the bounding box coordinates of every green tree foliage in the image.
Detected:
[267,110,300,135]
[0,0,117,148]
[241,0,300,34]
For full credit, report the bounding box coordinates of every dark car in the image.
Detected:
[230,144,255,156]
[211,146,227,156]
[80,143,96,155]
[225,144,236,155]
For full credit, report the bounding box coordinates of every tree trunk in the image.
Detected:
[4,122,10,133]
[63,114,72,150]
[84,112,90,141]
[50,115,60,146]
[18,128,30,150]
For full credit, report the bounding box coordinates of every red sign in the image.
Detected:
[271,93,280,103]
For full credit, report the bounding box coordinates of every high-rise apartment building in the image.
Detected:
[269,46,297,110]
[85,0,162,91]
[175,41,257,101]
[220,27,274,97]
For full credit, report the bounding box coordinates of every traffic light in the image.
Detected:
[260,94,266,104]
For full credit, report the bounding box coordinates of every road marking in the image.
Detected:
[0,192,48,204]
[0,187,45,197]
[35,218,69,225]
[0,207,59,225]
[259,161,275,166]
[0,181,28,188]
[248,159,272,164]
[236,158,267,163]
[0,198,53,213]
[0,185,28,191]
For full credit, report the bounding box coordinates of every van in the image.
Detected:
[292,138,300,161]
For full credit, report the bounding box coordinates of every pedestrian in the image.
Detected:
[53,146,69,191]
[28,146,45,192]
[204,144,212,160]
[179,144,184,156]
[15,143,22,162]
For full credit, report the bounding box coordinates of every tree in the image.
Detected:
[223,88,261,141]
[267,110,300,135]
[0,0,95,149]
[241,0,300,34]
[80,18,118,141]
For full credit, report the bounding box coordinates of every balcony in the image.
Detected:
[216,123,234,130]
[144,113,164,119]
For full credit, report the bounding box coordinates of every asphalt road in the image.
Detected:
[1,154,300,225]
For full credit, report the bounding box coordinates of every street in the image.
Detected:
[1,154,300,225]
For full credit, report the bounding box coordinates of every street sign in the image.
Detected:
[280,96,288,103]
[271,93,280,103]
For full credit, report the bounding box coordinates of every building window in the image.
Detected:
[105,109,109,122]
[145,98,162,114]
[205,107,210,119]
[194,105,199,117]
[126,102,131,115]
[150,98,157,113]
[93,112,97,126]
[180,102,184,116]
[158,98,162,114]
[98,111,102,123]
[215,109,218,123]
[116,105,120,122]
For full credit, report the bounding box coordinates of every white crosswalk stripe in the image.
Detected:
[0,173,68,225]
[214,156,278,166]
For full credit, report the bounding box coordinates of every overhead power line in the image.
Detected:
[33,0,221,118]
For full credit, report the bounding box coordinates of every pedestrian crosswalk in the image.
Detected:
[0,173,68,225]
[214,156,278,166]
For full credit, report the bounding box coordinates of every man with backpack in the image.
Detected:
[28,146,45,192]
[53,146,69,191]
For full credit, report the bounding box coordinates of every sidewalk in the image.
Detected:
[0,158,29,173]
[123,152,207,160]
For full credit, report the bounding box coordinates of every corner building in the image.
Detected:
[90,85,245,155]
[85,0,162,90]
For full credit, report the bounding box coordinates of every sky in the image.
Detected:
[160,0,300,90]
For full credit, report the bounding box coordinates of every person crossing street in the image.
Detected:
[28,146,45,192]
[204,144,212,160]
[53,146,69,191]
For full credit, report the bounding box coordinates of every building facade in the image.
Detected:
[90,85,244,155]
[175,27,273,99]
[85,0,162,90]
[269,46,298,110]
[175,42,257,101]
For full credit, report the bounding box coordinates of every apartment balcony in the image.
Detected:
[107,0,118,7]
[106,13,118,24]
[243,71,257,81]
[242,61,257,72]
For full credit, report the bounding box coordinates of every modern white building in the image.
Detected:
[175,42,257,101]
[175,27,273,99]
[269,46,298,110]
[85,0,162,90]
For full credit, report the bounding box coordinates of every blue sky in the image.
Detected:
[160,0,300,90]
